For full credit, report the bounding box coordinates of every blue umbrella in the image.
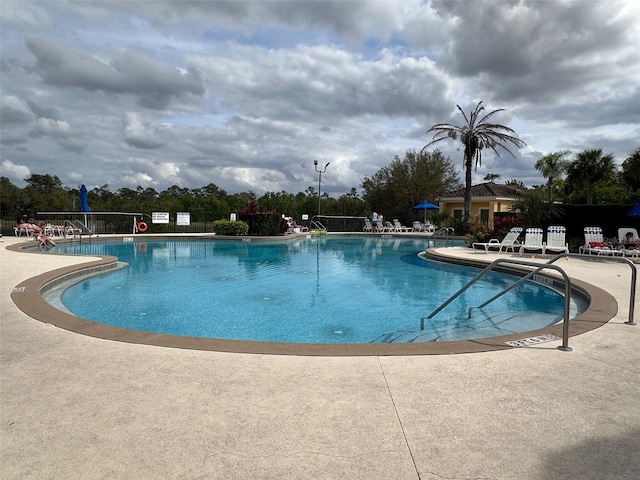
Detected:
[411,201,439,222]
[412,201,439,210]
[627,202,640,217]
[80,184,91,212]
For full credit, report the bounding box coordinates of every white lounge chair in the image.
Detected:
[412,221,436,235]
[472,227,522,253]
[544,226,569,255]
[617,227,640,258]
[580,226,621,256]
[377,221,392,233]
[519,228,545,255]
[363,218,373,232]
[393,219,412,232]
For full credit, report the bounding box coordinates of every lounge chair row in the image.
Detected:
[580,227,639,258]
[472,226,568,255]
[363,218,436,234]
[473,226,640,258]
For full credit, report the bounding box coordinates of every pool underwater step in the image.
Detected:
[371,311,562,343]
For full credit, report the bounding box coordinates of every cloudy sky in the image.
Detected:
[1,0,639,197]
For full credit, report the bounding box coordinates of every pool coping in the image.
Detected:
[7,236,617,356]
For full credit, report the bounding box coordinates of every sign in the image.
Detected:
[177,212,190,226]
[302,214,309,220]
[152,212,170,224]
[230,213,237,221]
[506,334,560,348]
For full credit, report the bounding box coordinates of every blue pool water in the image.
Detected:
[52,237,576,343]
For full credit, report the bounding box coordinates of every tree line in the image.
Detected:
[0,150,462,228]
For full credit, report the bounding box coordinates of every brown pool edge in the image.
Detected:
[8,238,618,356]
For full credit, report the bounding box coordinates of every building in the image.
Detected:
[437,183,527,228]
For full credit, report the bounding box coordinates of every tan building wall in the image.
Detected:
[439,198,516,228]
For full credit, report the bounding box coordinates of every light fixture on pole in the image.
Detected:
[314,160,330,215]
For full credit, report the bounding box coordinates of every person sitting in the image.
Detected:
[16,220,35,236]
[32,223,56,247]
[285,217,300,234]
[621,231,640,249]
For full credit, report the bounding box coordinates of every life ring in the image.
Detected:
[137,221,148,233]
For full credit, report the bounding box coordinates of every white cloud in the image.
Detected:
[1,159,31,183]
[33,117,70,134]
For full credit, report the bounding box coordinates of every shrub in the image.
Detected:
[466,225,492,245]
[492,215,523,239]
[246,213,281,236]
[211,220,249,236]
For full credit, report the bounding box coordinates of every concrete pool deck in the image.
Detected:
[1,235,639,479]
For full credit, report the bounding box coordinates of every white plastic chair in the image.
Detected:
[580,226,621,256]
[544,226,569,255]
[617,227,640,258]
[393,219,412,232]
[519,228,545,255]
[472,227,522,253]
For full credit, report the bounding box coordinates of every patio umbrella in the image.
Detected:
[627,201,640,217]
[411,201,439,223]
[80,184,91,212]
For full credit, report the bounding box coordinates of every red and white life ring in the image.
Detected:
[137,221,148,233]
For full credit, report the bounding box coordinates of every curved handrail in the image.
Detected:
[425,257,573,351]
[310,220,326,231]
[546,253,636,326]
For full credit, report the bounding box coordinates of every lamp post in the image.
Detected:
[314,160,330,215]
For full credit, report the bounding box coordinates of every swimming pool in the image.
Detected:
[46,237,581,344]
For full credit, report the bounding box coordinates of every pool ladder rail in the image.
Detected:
[63,219,93,239]
[309,219,327,233]
[424,253,637,352]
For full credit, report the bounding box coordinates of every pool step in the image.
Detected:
[371,311,560,343]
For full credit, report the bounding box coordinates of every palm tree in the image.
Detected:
[422,101,526,226]
[534,150,571,201]
[565,148,617,204]
[509,191,560,227]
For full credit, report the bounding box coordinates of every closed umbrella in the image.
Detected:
[80,184,91,212]
[79,184,91,230]
[411,201,439,223]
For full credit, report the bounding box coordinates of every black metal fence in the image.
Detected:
[311,215,368,232]
[1,214,371,236]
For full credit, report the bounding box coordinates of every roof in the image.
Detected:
[438,182,528,200]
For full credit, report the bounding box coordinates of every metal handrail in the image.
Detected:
[437,226,455,236]
[425,258,573,351]
[63,219,92,238]
[545,253,637,326]
[310,220,326,231]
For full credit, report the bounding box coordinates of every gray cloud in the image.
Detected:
[0,96,34,125]
[26,38,205,110]
[0,0,637,195]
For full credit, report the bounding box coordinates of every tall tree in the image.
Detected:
[422,101,526,226]
[621,147,640,193]
[535,150,571,201]
[361,149,460,224]
[565,148,617,204]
